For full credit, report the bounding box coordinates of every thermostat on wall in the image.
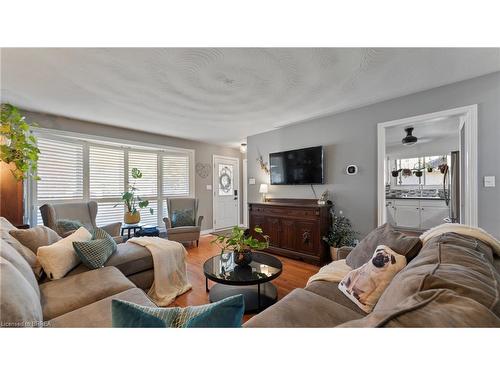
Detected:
[346,165,358,175]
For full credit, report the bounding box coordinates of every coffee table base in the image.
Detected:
[208,282,278,313]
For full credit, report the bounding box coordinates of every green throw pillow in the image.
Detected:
[72,228,117,269]
[56,219,83,233]
[171,208,195,227]
[111,294,245,328]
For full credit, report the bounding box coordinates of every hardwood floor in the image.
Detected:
[169,234,320,322]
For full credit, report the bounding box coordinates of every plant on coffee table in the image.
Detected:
[212,226,269,266]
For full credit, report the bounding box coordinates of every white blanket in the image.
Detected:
[128,237,192,306]
[420,223,500,256]
[306,259,353,286]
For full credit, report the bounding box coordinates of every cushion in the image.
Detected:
[171,208,195,227]
[374,232,500,316]
[73,228,117,269]
[1,232,43,279]
[9,225,62,254]
[37,227,92,280]
[105,242,153,276]
[339,245,407,313]
[0,216,16,231]
[56,219,83,234]
[0,257,44,327]
[112,294,245,328]
[346,223,422,269]
[0,241,40,298]
[49,288,155,328]
[39,266,135,320]
[244,288,364,328]
[305,281,367,315]
[339,289,500,328]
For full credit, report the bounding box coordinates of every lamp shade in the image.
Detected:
[259,184,268,193]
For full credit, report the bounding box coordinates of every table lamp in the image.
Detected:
[259,183,268,202]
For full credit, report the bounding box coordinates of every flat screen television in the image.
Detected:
[269,146,324,185]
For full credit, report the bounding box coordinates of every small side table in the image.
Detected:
[121,223,143,239]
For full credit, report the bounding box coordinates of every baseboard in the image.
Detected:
[201,228,214,235]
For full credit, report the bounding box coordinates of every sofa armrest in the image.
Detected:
[197,215,204,228]
[163,217,172,229]
[337,246,354,260]
[100,222,122,237]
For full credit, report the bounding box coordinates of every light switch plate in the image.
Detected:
[484,176,495,187]
[206,184,212,190]
[249,178,256,185]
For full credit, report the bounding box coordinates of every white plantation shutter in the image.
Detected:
[36,138,84,201]
[128,151,158,197]
[162,154,190,197]
[89,146,124,199]
[136,200,158,226]
[95,201,124,227]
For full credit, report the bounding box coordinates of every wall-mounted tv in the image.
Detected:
[269,146,324,185]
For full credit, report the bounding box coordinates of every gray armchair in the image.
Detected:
[39,201,123,243]
[163,198,203,247]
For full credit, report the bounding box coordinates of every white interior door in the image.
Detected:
[213,155,239,230]
[243,158,248,227]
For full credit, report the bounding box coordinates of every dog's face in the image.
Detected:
[371,248,396,268]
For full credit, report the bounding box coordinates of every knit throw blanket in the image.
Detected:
[128,237,192,306]
[420,223,500,257]
[306,259,353,286]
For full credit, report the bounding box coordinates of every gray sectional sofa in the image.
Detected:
[245,231,500,327]
[1,217,155,328]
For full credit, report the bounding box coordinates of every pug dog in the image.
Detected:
[340,245,403,309]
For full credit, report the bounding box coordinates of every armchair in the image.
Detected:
[39,201,123,243]
[163,198,203,247]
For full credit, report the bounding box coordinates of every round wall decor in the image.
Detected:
[195,162,211,178]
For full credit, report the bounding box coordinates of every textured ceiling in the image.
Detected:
[1,48,499,146]
[385,116,461,146]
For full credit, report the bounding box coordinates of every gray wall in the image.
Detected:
[247,72,500,237]
[23,111,242,231]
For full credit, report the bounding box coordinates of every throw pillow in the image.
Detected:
[73,228,117,269]
[9,225,62,254]
[112,294,245,328]
[37,227,92,280]
[56,219,83,234]
[171,209,195,227]
[345,223,421,269]
[339,245,407,313]
[0,232,43,279]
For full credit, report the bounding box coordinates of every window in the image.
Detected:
[32,134,194,228]
[393,155,449,186]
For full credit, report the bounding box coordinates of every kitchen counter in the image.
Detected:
[386,195,445,201]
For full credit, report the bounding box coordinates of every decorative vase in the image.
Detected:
[124,210,141,224]
[234,249,252,266]
[330,246,339,261]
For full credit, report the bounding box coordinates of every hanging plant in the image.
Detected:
[401,168,413,177]
[0,103,40,181]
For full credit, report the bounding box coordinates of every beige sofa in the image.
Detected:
[0,217,156,328]
[245,231,500,327]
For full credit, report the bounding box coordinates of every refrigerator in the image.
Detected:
[444,150,460,223]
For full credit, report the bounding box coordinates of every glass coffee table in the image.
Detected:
[203,251,283,312]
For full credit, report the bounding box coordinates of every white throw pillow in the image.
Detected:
[338,245,407,313]
[37,227,92,280]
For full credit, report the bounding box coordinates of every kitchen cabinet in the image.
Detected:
[387,198,449,230]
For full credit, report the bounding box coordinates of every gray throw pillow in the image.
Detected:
[345,223,422,269]
[171,209,195,227]
[9,226,62,254]
[72,228,117,269]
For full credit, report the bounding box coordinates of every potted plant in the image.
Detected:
[212,226,269,266]
[401,168,413,177]
[0,103,40,181]
[117,167,153,224]
[391,169,401,177]
[323,206,357,261]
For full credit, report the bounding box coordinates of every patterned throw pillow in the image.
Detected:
[111,294,245,328]
[56,219,83,234]
[338,245,407,313]
[72,228,117,269]
[171,209,195,227]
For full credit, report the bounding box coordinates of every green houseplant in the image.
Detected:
[0,103,40,181]
[212,226,269,266]
[117,167,153,224]
[323,206,357,260]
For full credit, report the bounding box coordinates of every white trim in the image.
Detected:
[377,104,478,227]
[212,154,241,230]
[243,158,248,227]
[201,228,214,236]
